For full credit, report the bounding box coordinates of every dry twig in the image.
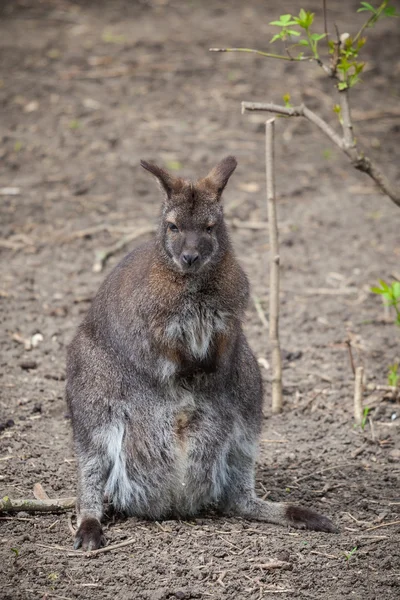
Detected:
[366,520,400,532]
[254,560,291,570]
[354,366,364,425]
[266,119,283,413]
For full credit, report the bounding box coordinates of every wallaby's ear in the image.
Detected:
[202,156,237,198]
[141,160,180,198]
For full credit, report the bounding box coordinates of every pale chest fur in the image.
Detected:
[165,304,228,360]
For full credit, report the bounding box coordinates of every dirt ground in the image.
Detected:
[1,0,399,598]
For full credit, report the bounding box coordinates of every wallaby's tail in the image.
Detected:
[230,497,338,533]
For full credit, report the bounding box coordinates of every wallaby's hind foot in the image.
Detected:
[228,497,338,534]
[74,518,105,551]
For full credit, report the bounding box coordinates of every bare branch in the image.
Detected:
[338,89,355,148]
[265,119,283,414]
[242,102,345,147]
[209,48,308,62]
[242,101,400,207]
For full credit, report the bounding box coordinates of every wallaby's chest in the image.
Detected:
[165,304,228,360]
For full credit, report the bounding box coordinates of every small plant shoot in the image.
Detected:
[388,364,399,387]
[361,406,372,430]
[371,280,400,326]
[344,546,358,560]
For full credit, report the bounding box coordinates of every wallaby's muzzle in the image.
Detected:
[182,253,199,267]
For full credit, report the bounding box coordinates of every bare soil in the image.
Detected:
[1,1,399,599]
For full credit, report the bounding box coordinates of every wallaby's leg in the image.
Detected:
[74,453,109,551]
[221,457,338,533]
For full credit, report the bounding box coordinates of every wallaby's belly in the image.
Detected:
[103,389,233,518]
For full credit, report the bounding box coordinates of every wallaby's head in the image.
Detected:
[141,156,237,274]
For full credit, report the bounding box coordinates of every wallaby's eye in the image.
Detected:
[206,225,214,234]
[168,222,179,232]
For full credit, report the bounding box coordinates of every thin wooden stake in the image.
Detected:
[266,119,283,413]
[354,366,364,425]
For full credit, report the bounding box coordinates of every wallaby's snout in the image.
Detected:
[176,229,213,273]
[182,252,199,267]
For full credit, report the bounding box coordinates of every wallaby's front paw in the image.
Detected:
[74,517,105,551]
[286,505,339,534]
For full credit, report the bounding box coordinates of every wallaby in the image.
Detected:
[66,156,337,550]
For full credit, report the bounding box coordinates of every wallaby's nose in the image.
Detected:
[182,253,199,266]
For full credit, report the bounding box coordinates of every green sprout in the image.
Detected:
[344,546,358,560]
[371,280,400,326]
[360,407,372,430]
[388,364,399,387]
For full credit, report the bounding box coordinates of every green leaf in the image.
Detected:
[286,30,301,37]
[383,6,399,17]
[11,548,19,558]
[305,11,315,27]
[333,104,341,114]
[280,14,294,24]
[283,93,292,107]
[392,282,400,300]
[357,2,377,13]
[371,286,385,295]
[338,81,348,90]
[349,73,362,87]
[379,279,390,292]
[310,33,327,41]
[299,8,307,22]
[270,18,297,27]
[270,33,283,43]
[297,39,309,46]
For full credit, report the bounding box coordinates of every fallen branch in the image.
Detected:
[366,383,399,393]
[0,496,76,513]
[266,119,283,414]
[242,102,400,208]
[254,560,291,570]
